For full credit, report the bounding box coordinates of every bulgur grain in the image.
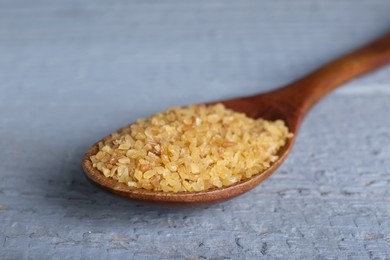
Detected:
[90,104,292,192]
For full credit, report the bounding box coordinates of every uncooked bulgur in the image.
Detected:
[90,104,292,192]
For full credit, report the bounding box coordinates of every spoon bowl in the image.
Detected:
[82,32,390,205]
[82,98,297,205]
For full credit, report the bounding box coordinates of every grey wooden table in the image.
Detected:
[1,0,390,259]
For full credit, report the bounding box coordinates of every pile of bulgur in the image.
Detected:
[90,104,292,192]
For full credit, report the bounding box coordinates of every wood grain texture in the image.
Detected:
[1,0,390,258]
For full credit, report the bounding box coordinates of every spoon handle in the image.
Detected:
[280,32,390,114]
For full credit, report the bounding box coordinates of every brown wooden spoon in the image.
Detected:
[82,32,390,205]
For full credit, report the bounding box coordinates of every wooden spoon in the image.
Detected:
[82,32,390,205]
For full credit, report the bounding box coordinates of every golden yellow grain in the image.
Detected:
[90,103,292,192]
